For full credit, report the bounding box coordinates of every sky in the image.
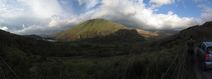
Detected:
[0,0,211,35]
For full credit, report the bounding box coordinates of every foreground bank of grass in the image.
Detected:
[0,33,197,79]
[23,45,196,79]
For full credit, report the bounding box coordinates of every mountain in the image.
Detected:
[77,29,146,44]
[23,34,44,40]
[0,30,54,55]
[0,28,147,79]
[2,21,211,79]
[179,21,212,41]
[56,19,127,41]
[158,21,212,46]
[136,29,159,39]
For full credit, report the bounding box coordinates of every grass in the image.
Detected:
[22,44,196,79]
[0,37,198,79]
[0,44,198,79]
[0,28,198,79]
[56,19,127,40]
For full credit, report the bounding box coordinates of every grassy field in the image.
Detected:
[0,35,197,79]
[17,44,196,79]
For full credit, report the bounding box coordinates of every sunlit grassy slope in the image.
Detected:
[56,19,127,41]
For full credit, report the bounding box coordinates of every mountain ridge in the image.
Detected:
[56,19,127,41]
[157,21,212,47]
[56,19,160,41]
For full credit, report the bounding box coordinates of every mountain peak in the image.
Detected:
[87,18,107,22]
[56,19,127,41]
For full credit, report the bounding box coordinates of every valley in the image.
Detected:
[1,19,212,79]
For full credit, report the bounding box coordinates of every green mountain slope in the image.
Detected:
[56,19,127,41]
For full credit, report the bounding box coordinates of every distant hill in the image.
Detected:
[56,19,127,41]
[23,34,44,40]
[77,29,146,44]
[0,30,54,55]
[136,29,159,39]
[179,21,212,41]
[158,21,212,46]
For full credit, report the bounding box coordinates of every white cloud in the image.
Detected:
[0,0,25,18]
[48,15,78,27]
[83,0,197,30]
[0,0,69,34]
[149,0,175,8]
[200,6,212,22]
[17,0,63,18]
[48,16,66,27]
[0,0,203,34]
[78,0,99,10]
[13,24,64,35]
[0,26,8,31]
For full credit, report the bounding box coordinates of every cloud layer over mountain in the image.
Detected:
[0,0,211,34]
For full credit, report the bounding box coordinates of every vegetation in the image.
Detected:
[1,20,211,79]
[56,19,127,41]
[0,42,196,79]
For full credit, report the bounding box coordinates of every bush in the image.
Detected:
[126,60,146,79]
